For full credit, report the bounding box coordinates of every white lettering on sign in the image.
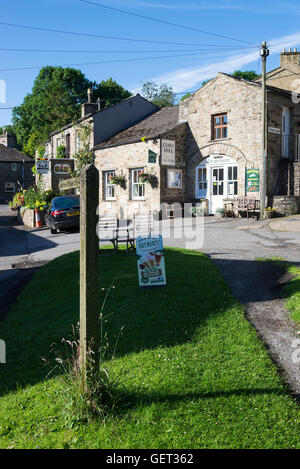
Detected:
[36,160,50,174]
[268,126,281,135]
[161,139,175,166]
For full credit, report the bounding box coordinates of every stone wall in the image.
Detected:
[179,73,263,201]
[268,195,300,216]
[94,124,187,220]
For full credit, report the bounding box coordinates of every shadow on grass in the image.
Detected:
[0,249,294,398]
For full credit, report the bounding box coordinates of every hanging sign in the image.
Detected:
[148,149,157,163]
[136,235,166,288]
[36,159,50,174]
[247,169,260,192]
[268,126,281,135]
[161,139,175,165]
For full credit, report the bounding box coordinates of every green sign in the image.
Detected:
[247,169,260,192]
[148,150,157,163]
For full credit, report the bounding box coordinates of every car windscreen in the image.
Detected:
[53,197,80,209]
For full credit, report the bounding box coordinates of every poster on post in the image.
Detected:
[136,235,166,288]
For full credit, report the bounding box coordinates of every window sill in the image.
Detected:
[209,138,231,143]
[104,199,116,202]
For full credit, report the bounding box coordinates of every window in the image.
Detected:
[198,168,207,192]
[212,168,224,196]
[75,131,81,152]
[212,114,228,140]
[104,171,116,200]
[5,182,15,193]
[11,163,17,171]
[57,137,63,148]
[66,134,70,158]
[227,166,238,196]
[132,169,145,200]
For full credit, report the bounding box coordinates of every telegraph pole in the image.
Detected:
[261,41,270,218]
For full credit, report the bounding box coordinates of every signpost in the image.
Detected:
[136,235,166,288]
[247,169,260,193]
[161,140,175,166]
[79,164,99,374]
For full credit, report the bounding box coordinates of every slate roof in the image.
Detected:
[0,145,33,162]
[94,106,180,150]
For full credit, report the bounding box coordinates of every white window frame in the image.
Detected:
[227,165,238,196]
[5,182,15,193]
[11,163,17,171]
[131,168,145,200]
[75,131,81,153]
[104,171,116,201]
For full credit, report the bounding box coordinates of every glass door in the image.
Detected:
[196,167,208,199]
[211,167,224,213]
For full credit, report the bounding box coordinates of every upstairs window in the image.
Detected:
[212,114,228,140]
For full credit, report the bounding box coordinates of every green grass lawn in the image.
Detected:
[0,248,299,449]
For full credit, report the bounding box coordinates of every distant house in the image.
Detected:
[255,48,300,92]
[0,140,34,203]
[44,90,160,159]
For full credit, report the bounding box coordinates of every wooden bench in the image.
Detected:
[98,216,118,251]
[225,197,260,219]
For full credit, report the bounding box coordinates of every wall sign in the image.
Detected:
[54,163,71,175]
[136,235,166,288]
[148,149,157,164]
[268,126,281,135]
[167,169,182,188]
[247,169,260,192]
[36,159,50,174]
[161,139,175,165]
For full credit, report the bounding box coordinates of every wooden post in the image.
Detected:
[80,164,99,373]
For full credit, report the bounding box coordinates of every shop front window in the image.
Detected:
[132,169,145,200]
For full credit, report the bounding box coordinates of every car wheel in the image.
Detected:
[50,226,57,234]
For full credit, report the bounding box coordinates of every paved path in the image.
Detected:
[1,205,300,393]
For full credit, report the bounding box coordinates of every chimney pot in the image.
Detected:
[97,97,101,111]
[87,88,93,103]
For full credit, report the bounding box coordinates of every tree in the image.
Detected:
[232,70,259,81]
[12,67,131,152]
[141,81,174,108]
[180,93,192,101]
[94,78,131,109]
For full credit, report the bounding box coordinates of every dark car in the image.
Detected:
[45,196,80,234]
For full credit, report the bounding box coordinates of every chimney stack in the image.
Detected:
[280,47,300,68]
[87,88,93,103]
[81,88,98,117]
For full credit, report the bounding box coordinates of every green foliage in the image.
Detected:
[57,145,66,159]
[12,68,131,151]
[180,93,192,101]
[23,133,40,157]
[93,77,131,108]
[23,182,57,210]
[1,249,300,448]
[232,70,259,81]
[201,78,212,87]
[72,122,93,176]
[141,81,174,108]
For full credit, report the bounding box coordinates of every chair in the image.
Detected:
[98,216,118,251]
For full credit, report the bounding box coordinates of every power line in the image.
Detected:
[80,0,256,46]
[0,21,258,48]
[0,46,256,54]
[0,48,254,72]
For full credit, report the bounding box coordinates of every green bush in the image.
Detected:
[57,145,66,158]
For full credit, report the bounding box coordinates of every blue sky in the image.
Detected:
[1,0,300,126]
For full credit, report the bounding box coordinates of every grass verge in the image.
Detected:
[0,248,299,449]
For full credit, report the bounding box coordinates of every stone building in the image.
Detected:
[44,91,159,159]
[0,145,34,203]
[255,48,300,93]
[94,53,300,217]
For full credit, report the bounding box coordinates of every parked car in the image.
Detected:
[45,196,80,234]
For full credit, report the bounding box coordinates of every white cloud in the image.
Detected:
[132,31,300,94]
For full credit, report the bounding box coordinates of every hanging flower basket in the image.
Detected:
[110,175,126,190]
[138,171,158,188]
